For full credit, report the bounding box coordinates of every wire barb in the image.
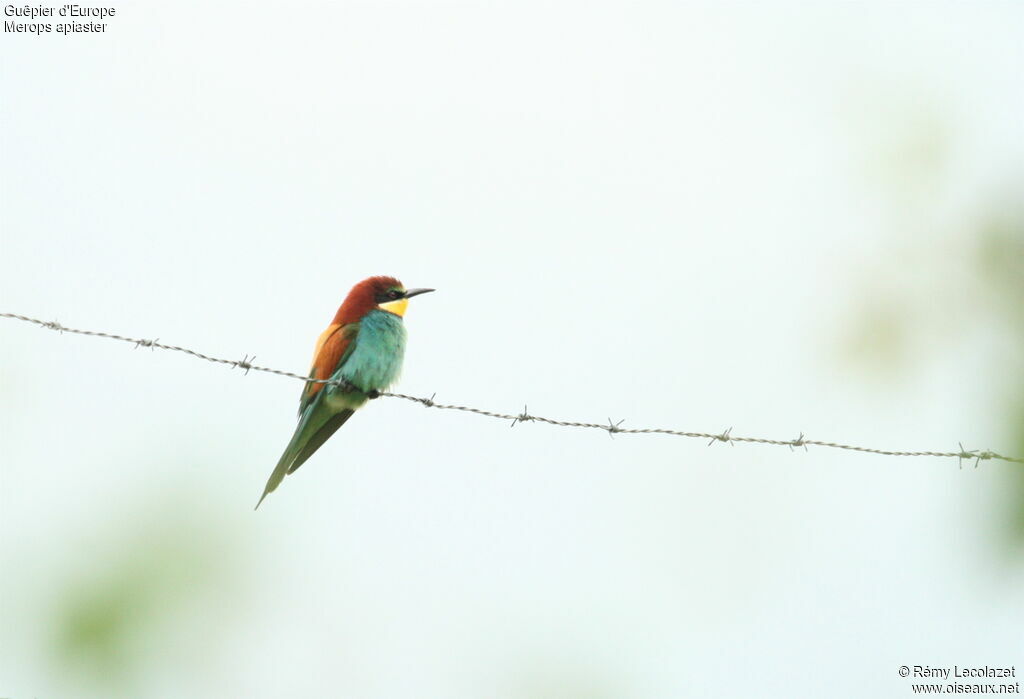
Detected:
[606,417,625,438]
[789,432,808,451]
[3,310,1024,466]
[957,442,976,469]
[976,450,996,468]
[708,427,733,447]
[511,405,534,427]
[233,354,256,374]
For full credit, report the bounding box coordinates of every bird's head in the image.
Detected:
[372,279,436,317]
[335,276,435,324]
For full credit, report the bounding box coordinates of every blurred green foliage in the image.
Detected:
[844,173,1024,555]
[49,496,235,692]
[840,89,1024,557]
[976,205,1024,550]
[977,205,1024,334]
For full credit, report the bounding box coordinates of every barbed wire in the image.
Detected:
[3,310,1022,466]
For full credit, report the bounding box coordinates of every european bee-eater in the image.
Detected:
[256,276,434,508]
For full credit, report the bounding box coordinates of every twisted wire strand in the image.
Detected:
[3,311,1021,466]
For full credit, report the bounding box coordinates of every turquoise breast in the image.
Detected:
[337,309,407,392]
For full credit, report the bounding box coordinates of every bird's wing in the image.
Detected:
[256,322,361,509]
[299,322,359,415]
[255,396,356,509]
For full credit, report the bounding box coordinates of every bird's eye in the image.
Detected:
[388,289,402,300]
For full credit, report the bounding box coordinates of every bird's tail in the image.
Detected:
[255,402,356,510]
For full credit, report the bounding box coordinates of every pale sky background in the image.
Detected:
[2,2,1024,697]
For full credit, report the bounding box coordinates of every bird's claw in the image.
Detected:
[335,379,378,398]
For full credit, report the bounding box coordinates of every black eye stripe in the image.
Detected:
[375,289,404,303]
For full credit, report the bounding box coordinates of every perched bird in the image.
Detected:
[256,276,434,509]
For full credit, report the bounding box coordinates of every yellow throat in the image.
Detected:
[378,298,409,317]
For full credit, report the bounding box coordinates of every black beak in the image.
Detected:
[403,288,435,299]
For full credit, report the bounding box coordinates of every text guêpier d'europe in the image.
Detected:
[4,4,115,35]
